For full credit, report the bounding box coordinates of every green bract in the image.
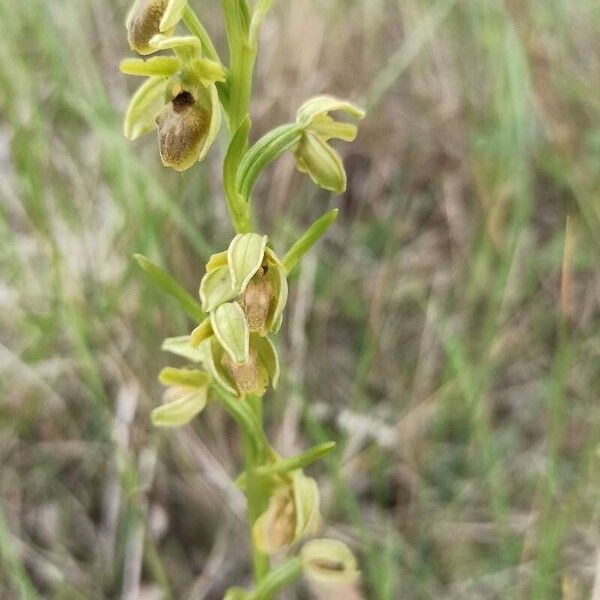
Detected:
[122,35,224,171]
[199,233,288,336]
[294,95,365,194]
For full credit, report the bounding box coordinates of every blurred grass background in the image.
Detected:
[1,0,599,598]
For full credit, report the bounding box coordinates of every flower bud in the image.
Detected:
[301,539,360,586]
[294,132,347,194]
[126,0,172,56]
[156,87,210,172]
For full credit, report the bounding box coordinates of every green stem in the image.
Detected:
[221,0,257,233]
[221,0,256,133]
[243,394,270,583]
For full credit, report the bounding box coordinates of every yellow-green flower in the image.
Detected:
[294,96,365,194]
[253,471,321,555]
[126,0,188,55]
[198,233,288,336]
[121,35,224,171]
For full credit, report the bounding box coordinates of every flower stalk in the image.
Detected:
[120,0,365,596]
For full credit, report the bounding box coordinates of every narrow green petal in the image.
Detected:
[161,336,204,363]
[211,302,249,364]
[151,385,208,427]
[227,233,268,293]
[120,56,180,77]
[124,76,168,140]
[158,367,209,387]
[149,34,201,53]
[160,0,187,32]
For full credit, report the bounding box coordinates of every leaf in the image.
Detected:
[161,336,204,363]
[135,254,205,322]
[282,209,338,273]
[227,233,268,293]
[293,472,321,538]
[151,385,208,427]
[254,442,336,477]
[211,302,249,363]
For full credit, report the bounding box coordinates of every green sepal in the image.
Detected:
[282,209,338,274]
[210,302,249,364]
[293,471,321,539]
[190,317,213,348]
[120,56,180,77]
[134,254,205,322]
[264,249,288,333]
[252,334,279,389]
[124,77,168,140]
[227,233,268,293]
[199,265,237,312]
[295,132,347,194]
[254,442,336,477]
[158,367,210,388]
[201,338,237,395]
[205,251,228,274]
[160,0,188,32]
[151,384,208,427]
[161,336,204,363]
[296,95,366,127]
